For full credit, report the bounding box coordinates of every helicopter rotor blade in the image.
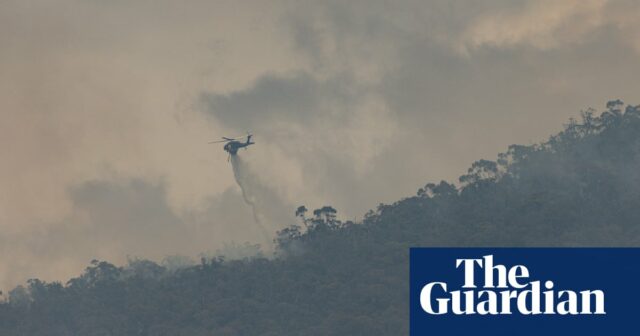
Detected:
[209,132,252,144]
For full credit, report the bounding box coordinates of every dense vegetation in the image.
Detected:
[1,101,639,335]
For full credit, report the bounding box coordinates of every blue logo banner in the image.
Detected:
[410,248,640,335]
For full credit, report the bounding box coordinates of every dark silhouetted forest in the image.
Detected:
[1,101,639,335]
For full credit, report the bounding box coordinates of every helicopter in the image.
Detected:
[209,133,255,160]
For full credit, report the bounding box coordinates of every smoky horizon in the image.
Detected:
[2,0,640,291]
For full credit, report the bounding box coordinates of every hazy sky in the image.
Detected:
[2,0,640,290]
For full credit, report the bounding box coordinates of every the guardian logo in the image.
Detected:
[420,255,605,315]
[410,248,640,335]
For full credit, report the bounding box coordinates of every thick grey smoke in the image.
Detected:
[230,154,293,249]
[4,0,640,290]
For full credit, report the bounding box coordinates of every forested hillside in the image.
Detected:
[1,101,639,335]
